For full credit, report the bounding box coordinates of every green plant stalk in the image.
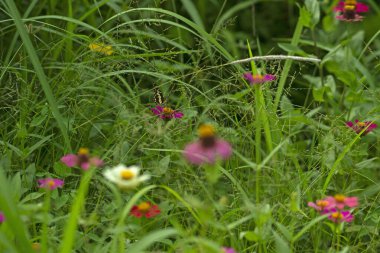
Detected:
[41,190,51,253]
[321,122,375,193]
[4,0,71,151]
[59,169,95,253]
[274,16,304,109]
[65,0,74,61]
[0,169,34,252]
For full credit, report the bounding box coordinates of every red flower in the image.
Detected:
[130,202,160,218]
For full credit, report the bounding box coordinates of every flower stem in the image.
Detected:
[41,190,51,253]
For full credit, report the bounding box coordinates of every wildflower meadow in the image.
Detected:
[1,0,380,252]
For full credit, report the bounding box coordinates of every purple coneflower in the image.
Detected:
[183,124,232,165]
[61,148,104,170]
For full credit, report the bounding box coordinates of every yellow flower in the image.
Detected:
[88,42,113,56]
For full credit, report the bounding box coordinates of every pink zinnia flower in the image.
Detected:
[334,0,369,22]
[346,120,377,135]
[183,124,232,165]
[243,72,276,84]
[308,198,335,212]
[130,202,160,218]
[328,209,354,223]
[0,212,5,223]
[325,194,359,210]
[61,148,104,170]
[222,247,236,253]
[151,105,184,119]
[38,178,64,190]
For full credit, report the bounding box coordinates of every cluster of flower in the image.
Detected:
[308,194,358,223]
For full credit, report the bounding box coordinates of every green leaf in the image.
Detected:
[312,87,325,102]
[305,0,320,28]
[156,155,171,175]
[241,231,259,242]
[273,231,291,253]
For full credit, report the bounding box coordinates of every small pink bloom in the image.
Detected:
[130,202,160,218]
[184,139,232,165]
[243,72,276,84]
[61,148,104,170]
[151,105,183,119]
[184,124,232,165]
[222,247,236,253]
[0,212,5,223]
[326,195,359,210]
[328,209,354,223]
[346,120,377,135]
[38,178,64,190]
[308,198,335,212]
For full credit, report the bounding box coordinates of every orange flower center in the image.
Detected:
[163,107,174,115]
[137,202,151,212]
[334,194,346,203]
[356,121,366,127]
[331,212,343,220]
[316,200,329,207]
[198,124,215,138]
[47,180,55,187]
[252,74,263,80]
[78,148,89,155]
[120,170,135,180]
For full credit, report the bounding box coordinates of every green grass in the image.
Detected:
[1,0,380,252]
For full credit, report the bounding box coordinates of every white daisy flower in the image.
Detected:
[103,164,150,190]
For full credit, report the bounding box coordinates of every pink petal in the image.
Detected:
[151,106,163,115]
[263,74,276,82]
[81,162,90,170]
[333,2,345,12]
[346,121,354,127]
[173,112,184,118]
[90,157,104,168]
[215,140,232,160]
[344,197,358,208]
[341,211,354,222]
[243,73,254,83]
[61,154,78,167]
[308,202,320,210]
[356,3,369,13]
[183,142,207,165]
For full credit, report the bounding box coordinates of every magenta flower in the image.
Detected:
[0,212,5,223]
[328,209,354,223]
[222,247,236,253]
[183,124,232,165]
[243,72,276,84]
[334,1,369,22]
[38,178,64,190]
[61,148,104,170]
[346,120,377,135]
[151,105,184,119]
